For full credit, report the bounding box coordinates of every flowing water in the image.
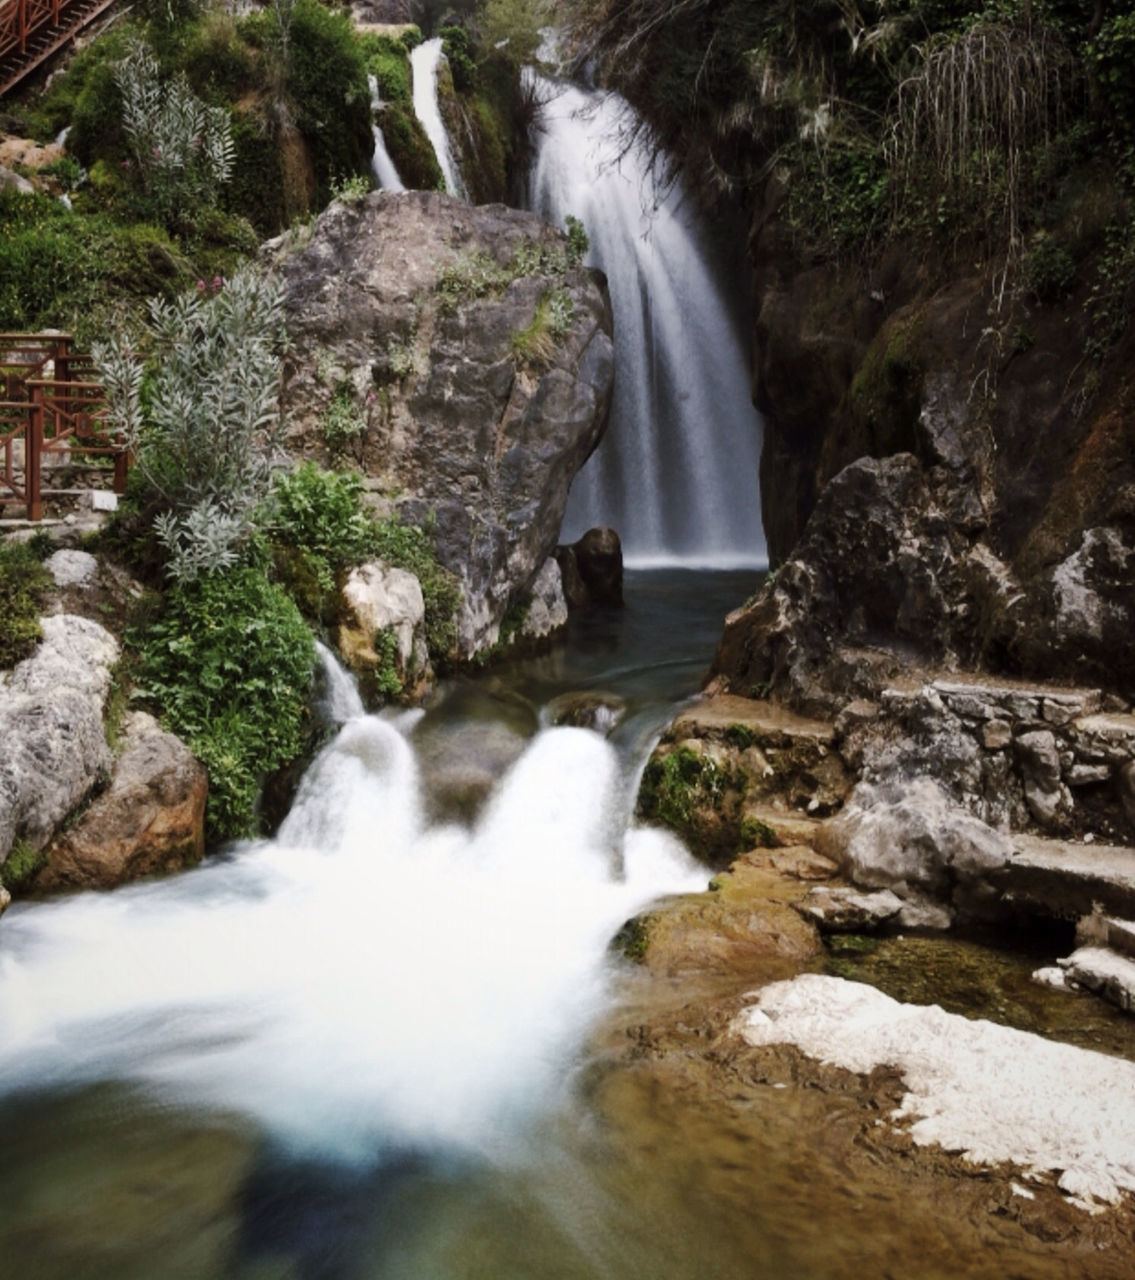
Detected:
[0,569,763,1280]
[367,76,406,194]
[410,38,466,199]
[528,78,766,567]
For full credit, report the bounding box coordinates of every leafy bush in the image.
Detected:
[114,36,236,227]
[95,266,286,583]
[0,541,52,669]
[135,567,314,839]
[260,463,461,658]
[1022,235,1076,301]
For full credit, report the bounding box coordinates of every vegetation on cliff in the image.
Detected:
[563,0,1135,304]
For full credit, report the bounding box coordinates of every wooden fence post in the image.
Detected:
[27,382,43,521]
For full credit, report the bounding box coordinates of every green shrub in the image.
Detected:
[259,464,461,658]
[360,34,413,103]
[0,541,52,668]
[1022,235,1076,301]
[135,567,314,840]
[95,266,286,583]
[0,192,194,345]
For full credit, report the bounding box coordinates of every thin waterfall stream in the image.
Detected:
[410,38,466,199]
[367,76,406,194]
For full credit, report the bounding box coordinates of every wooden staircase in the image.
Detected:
[0,0,119,98]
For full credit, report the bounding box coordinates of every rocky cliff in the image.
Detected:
[266,190,614,658]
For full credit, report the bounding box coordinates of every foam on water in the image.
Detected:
[0,717,706,1163]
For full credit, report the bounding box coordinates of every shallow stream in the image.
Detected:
[3,569,1132,1278]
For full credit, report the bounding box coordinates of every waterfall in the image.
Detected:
[314,641,365,725]
[0,716,704,1163]
[528,78,767,568]
[410,37,466,199]
[367,75,406,193]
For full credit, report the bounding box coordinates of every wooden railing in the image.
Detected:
[0,333,130,521]
[0,0,65,60]
[0,0,120,95]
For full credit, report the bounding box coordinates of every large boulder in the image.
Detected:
[266,191,615,659]
[0,614,118,866]
[37,712,207,891]
[815,777,1014,924]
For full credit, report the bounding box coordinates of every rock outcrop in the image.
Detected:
[266,191,614,660]
[37,712,207,891]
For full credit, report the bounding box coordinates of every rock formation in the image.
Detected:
[266,191,614,660]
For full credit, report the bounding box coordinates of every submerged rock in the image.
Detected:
[556,526,624,610]
[267,191,614,661]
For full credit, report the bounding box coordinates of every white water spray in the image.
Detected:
[0,715,705,1163]
[410,38,467,199]
[367,74,406,193]
[529,79,766,568]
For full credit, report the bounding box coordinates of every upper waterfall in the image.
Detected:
[528,78,766,567]
[410,38,466,199]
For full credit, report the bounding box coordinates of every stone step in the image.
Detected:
[664,694,836,748]
[996,833,1135,921]
[1058,946,1135,1015]
[1076,907,1135,960]
[739,804,822,850]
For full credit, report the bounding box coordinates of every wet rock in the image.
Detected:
[1059,946,1135,1014]
[268,191,614,660]
[796,885,904,932]
[0,615,117,865]
[515,557,568,646]
[816,778,1012,922]
[0,884,9,919]
[556,526,624,610]
[1015,729,1074,832]
[617,849,820,979]
[337,561,429,702]
[545,691,626,734]
[38,713,207,891]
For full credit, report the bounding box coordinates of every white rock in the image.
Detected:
[339,561,427,674]
[735,973,1135,1206]
[46,548,99,588]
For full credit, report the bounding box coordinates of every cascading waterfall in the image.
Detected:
[410,37,467,199]
[528,78,767,567]
[0,704,704,1165]
[367,75,406,193]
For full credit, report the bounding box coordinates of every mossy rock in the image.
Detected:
[637,743,745,867]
